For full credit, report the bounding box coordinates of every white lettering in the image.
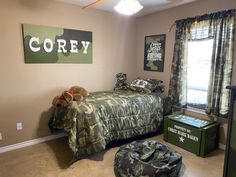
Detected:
[174,125,187,132]
[43,38,53,53]
[168,127,177,134]
[28,37,91,55]
[70,40,78,53]
[81,41,90,54]
[57,39,67,53]
[178,131,187,137]
[187,134,199,142]
[29,37,40,52]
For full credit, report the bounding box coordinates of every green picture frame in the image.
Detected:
[144,34,166,72]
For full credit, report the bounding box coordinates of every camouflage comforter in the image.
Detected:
[49,90,164,162]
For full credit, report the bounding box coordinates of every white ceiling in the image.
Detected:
[56,0,197,16]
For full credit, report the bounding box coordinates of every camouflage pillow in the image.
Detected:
[146,78,164,93]
[145,78,163,86]
[130,78,163,93]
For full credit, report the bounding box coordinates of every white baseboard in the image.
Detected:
[0,134,226,154]
[219,143,226,150]
[0,133,67,154]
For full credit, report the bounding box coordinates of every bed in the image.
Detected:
[49,90,168,162]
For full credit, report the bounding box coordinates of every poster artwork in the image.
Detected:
[144,34,166,72]
[22,24,92,64]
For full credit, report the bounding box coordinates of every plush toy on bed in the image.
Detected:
[68,86,89,101]
[114,72,129,91]
[52,91,73,107]
[52,86,89,107]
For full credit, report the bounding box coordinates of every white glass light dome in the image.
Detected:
[114,0,143,15]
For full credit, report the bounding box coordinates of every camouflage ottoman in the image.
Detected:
[114,140,182,177]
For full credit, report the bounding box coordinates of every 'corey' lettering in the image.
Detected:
[28,37,90,54]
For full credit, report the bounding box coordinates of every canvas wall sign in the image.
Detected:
[22,24,92,63]
[144,34,166,72]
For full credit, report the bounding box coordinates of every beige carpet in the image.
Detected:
[0,135,225,177]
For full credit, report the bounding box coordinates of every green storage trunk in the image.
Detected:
[164,113,219,157]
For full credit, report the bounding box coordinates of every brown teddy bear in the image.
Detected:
[52,91,73,107]
[68,86,89,101]
[52,86,89,107]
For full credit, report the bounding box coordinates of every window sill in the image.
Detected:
[183,107,211,121]
[184,107,206,115]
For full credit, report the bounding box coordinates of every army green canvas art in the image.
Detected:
[22,24,92,63]
[144,34,165,72]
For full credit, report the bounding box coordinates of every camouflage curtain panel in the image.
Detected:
[168,9,235,118]
[168,18,191,107]
[205,10,235,118]
[49,90,164,162]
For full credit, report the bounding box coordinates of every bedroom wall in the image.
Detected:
[0,0,137,147]
[136,0,236,145]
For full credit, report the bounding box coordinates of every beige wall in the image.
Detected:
[136,0,236,144]
[0,0,137,147]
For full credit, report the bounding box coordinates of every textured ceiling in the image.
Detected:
[56,0,197,16]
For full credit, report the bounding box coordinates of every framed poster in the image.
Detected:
[144,34,166,72]
[22,24,92,63]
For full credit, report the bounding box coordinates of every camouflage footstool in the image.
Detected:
[114,140,182,177]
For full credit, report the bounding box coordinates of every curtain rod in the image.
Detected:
[168,9,235,33]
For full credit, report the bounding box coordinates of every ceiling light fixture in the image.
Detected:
[114,0,143,16]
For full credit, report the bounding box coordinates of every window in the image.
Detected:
[169,10,235,117]
[186,39,214,110]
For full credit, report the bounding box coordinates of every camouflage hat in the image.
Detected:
[114,140,182,177]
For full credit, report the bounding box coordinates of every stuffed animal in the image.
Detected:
[52,86,89,107]
[68,86,89,101]
[114,72,129,91]
[52,91,73,107]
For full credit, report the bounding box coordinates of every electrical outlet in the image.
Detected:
[0,132,2,140]
[16,122,23,130]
